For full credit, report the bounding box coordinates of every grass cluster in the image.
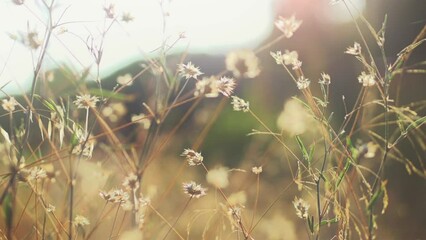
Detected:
[0,0,425,239]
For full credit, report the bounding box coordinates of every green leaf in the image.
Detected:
[320,217,339,226]
[336,158,351,188]
[88,88,129,101]
[295,135,310,165]
[307,215,314,234]
[3,192,13,230]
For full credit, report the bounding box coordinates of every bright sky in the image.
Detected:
[0,0,365,96]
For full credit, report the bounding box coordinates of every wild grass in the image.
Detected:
[0,0,425,239]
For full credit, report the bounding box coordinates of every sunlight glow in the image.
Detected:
[0,0,366,95]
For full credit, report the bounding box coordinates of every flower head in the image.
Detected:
[73,94,99,109]
[277,98,313,136]
[292,60,302,70]
[293,197,310,219]
[231,96,250,112]
[252,166,263,175]
[206,166,229,188]
[194,76,220,98]
[296,77,310,90]
[182,181,207,198]
[319,72,331,85]
[117,73,133,86]
[345,42,362,56]
[270,51,284,65]
[226,50,260,79]
[2,97,19,112]
[275,15,302,38]
[27,167,47,181]
[178,62,203,80]
[100,189,130,204]
[181,148,203,166]
[74,215,90,227]
[123,173,140,191]
[283,50,299,65]
[103,4,116,19]
[122,12,134,22]
[131,113,151,129]
[217,77,236,97]
[357,71,375,87]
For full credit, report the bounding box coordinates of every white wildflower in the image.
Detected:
[270,51,284,65]
[74,215,90,227]
[283,50,299,65]
[182,181,207,198]
[178,62,203,80]
[231,96,250,112]
[226,50,260,79]
[319,72,331,85]
[252,166,263,175]
[296,77,310,90]
[345,42,362,56]
[117,74,133,86]
[275,15,302,38]
[206,166,229,188]
[2,97,19,112]
[131,113,151,129]
[123,173,140,191]
[73,94,99,109]
[217,77,236,97]
[357,71,375,87]
[293,197,310,219]
[181,149,203,166]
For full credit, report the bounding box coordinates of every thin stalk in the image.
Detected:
[162,197,192,240]
[108,205,121,240]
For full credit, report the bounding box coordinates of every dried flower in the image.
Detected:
[74,215,90,227]
[46,204,56,213]
[73,94,99,109]
[123,173,140,191]
[226,50,260,79]
[27,31,41,49]
[178,62,203,80]
[122,12,134,22]
[292,60,303,70]
[2,97,18,112]
[100,189,130,204]
[182,181,207,198]
[71,130,96,159]
[277,98,313,136]
[275,15,302,38]
[358,142,379,158]
[206,166,229,188]
[231,96,250,112]
[319,72,331,85]
[283,50,299,65]
[296,77,310,90]
[194,76,220,98]
[345,42,362,56]
[270,51,284,64]
[217,77,236,97]
[181,148,203,166]
[117,73,133,86]
[131,113,151,129]
[103,4,116,18]
[27,167,47,181]
[357,71,375,87]
[252,166,263,175]
[293,197,310,219]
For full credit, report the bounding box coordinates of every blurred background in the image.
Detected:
[0,0,425,239]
